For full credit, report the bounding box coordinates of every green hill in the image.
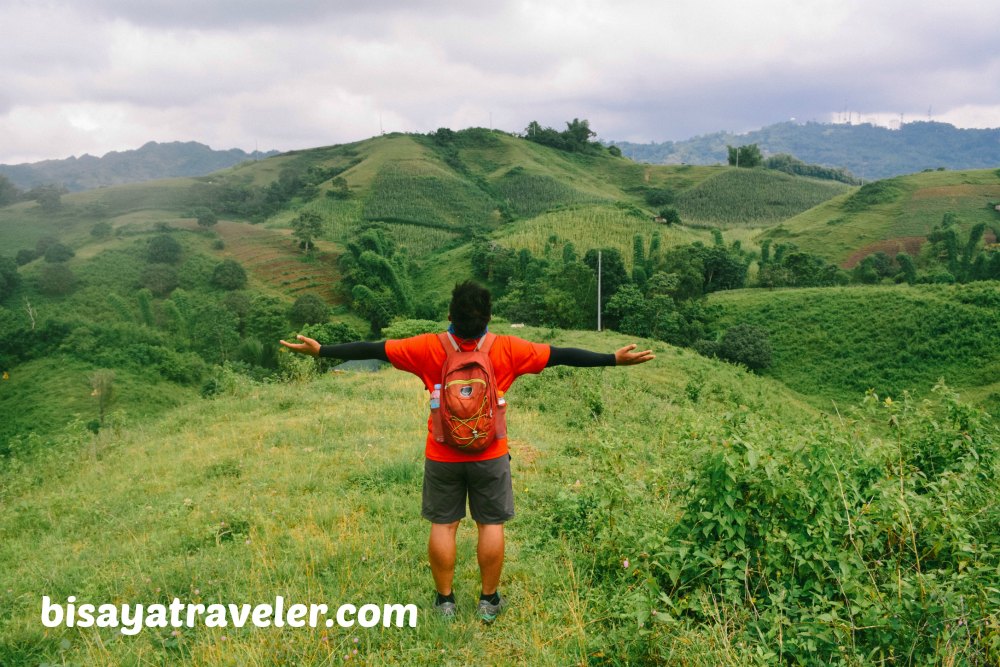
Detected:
[706,283,1000,411]
[611,120,1000,181]
[3,128,1000,665]
[759,168,1000,267]
[2,326,999,665]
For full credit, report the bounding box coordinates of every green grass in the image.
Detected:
[706,282,1000,408]
[3,324,998,664]
[761,168,1000,265]
[362,162,499,229]
[497,204,700,268]
[674,168,851,227]
[0,327,819,665]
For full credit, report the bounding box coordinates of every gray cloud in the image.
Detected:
[1,0,998,163]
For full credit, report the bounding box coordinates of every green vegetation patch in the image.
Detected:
[362,163,497,229]
[493,167,605,217]
[675,168,850,226]
[707,283,1000,406]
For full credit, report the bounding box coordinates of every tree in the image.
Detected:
[0,256,20,301]
[727,144,763,168]
[0,175,22,206]
[147,235,182,264]
[91,222,113,239]
[196,208,218,228]
[896,253,917,284]
[583,248,629,313]
[291,211,325,251]
[719,324,772,371]
[15,249,38,266]
[140,263,179,296]
[288,293,329,326]
[30,185,63,213]
[38,264,77,296]
[211,259,248,290]
[43,242,75,263]
[658,207,681,225]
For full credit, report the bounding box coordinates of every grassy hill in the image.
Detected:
[3,129,1000,665]
[706,282,1000,412]
[2,326,999,665]
[760,168,1000,267]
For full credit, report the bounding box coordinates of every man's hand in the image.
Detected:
[279,335,321,357]
[615,343,654,366]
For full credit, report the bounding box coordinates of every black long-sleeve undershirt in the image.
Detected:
[317,341,615,367]
[319,341,389,361]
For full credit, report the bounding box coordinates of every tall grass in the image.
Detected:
[675,169,851,227]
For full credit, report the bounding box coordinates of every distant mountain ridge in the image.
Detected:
[610,121,1000,181]
[0,141,279,192]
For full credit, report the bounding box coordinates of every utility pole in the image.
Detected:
[597,250,602,332]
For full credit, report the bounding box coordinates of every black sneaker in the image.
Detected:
[477,594,506,624]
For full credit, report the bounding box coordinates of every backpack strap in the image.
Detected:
[439,331,497,354]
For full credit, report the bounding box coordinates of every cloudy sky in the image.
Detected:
[2,0,998,164]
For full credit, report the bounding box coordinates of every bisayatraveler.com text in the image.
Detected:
[41,596,418,635]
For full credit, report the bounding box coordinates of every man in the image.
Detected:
[280,280,653,623]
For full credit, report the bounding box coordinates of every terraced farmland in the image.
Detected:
[210,220,343,303]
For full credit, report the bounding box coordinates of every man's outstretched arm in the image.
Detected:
[279,335,389,361]
[546,343,654,368]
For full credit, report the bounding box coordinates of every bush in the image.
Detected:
[296,321,364,372]
[196,208,218,228]
[146,234,182,264]
[0,256,20,300]
[43,242,75,263]
[15,248,39,266]
[211,259,247,291]
[719,323,772,371]
[381,319,443,339]
[140,263,179,296]
[91,222,113,239]
[37,264,77,296]
[288,293,329,326]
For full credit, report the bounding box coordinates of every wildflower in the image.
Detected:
[171,630,181,637]
[221,636,227,642]
[353,637,359,643]
[353,649,358,655]
[623,558,630,569]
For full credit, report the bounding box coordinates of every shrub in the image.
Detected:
[211,259,247,291]
[719,323,772,371]
[43,242,75,263]
[91,222,113,239]
[140,263,179,296]
[15,249,39,266]
[146,234,182,264]
[0,256,20,301]
[288,293,329,326]
[37,264,77,296]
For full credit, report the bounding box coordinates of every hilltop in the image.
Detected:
[761,168,1000,267]
[612,120,1000,181]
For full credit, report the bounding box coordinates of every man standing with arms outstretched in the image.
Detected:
[280,281,654,623]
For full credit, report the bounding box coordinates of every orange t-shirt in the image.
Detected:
[385,333,550,462]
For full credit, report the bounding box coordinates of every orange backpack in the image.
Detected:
[430,332,507,452]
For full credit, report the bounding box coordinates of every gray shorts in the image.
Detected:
[422,454,514,525]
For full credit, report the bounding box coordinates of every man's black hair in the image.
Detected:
[450,280,491,339]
